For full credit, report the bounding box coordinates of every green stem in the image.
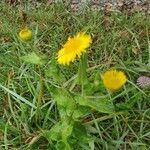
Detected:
[148,38,150,66]
[36,66,44,122]
[78,54,88,87]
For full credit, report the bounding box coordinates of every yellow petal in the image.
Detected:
[102,70,127,91]
[57,32,92,65]
[19,28,32,41]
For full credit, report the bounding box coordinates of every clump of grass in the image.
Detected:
[0,2,150,149]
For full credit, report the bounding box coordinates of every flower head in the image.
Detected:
[19,27,32,41]
[57,32,92,65]
[137,76,150,88]
[101,70,127,91]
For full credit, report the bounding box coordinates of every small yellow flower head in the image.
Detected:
[57,32,92,65]
[19,27,32,41]
[102,70,127,91]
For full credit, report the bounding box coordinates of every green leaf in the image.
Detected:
[43,122,62,141]
[51,89,77,118]
[61,121,73,150]
[61,122,73,140]
[83,71,105,95]
[76,96,114,114]
[45,59,65,83]
[43,120,73,150]
[88,140,95,150]
[55,141,66,150]
[83,83,95,95]
[43,121,73,141]
[73,105,90,120]
[72,122,90,143]
[21,52,47,65]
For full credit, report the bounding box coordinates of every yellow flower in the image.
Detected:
[19,27,32,41]
[102,70,127,91]
[57,32,92,65]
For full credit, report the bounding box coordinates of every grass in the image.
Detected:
[0,1,150,150]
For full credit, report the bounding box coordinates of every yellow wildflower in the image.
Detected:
[19,27,32,41]
[57,32,92,65]
[102,70,127,91]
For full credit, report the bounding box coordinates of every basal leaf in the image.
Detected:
[21,52,47,65]
[73,105,90,120]
[72,122,90,144]
[76,96,114,114]
[43,120,73,150]
[45,59,65,83]
[51,89,77,118]
[43,122,62,141]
